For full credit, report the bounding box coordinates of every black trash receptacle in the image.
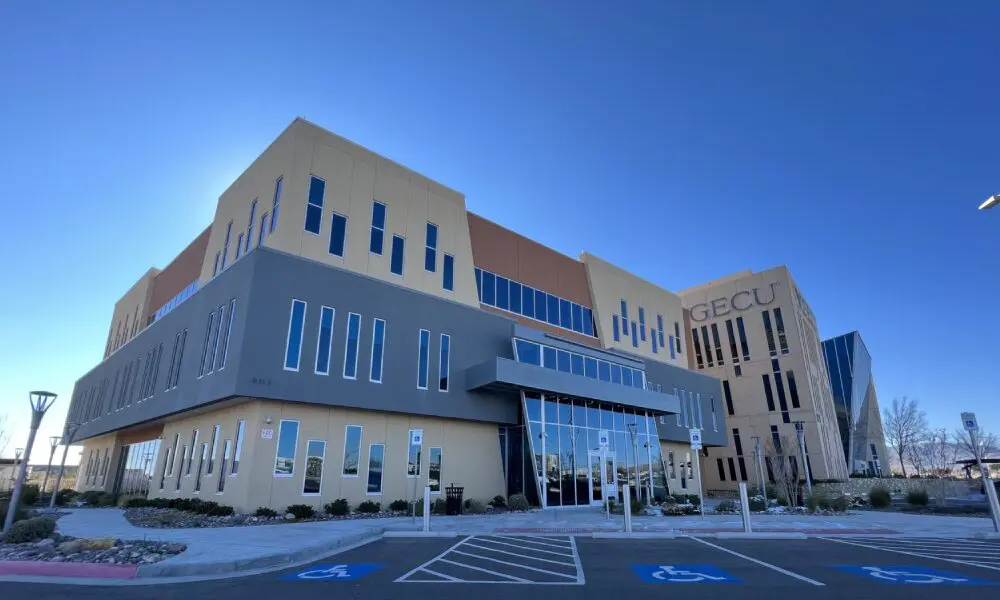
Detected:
[445,485,464,515]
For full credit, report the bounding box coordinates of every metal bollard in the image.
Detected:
[423,486,431,532]
[623,484,632,533]
[983,476,1000,533]
[738,482,752,533]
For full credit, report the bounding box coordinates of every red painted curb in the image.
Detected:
[0,561,138,579]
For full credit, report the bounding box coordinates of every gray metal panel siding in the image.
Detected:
[642,358,728,447]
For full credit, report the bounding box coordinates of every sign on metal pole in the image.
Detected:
[410,429,424,445]
[961,412,978,432]
[689,428,702,450]
[598,429,610,447]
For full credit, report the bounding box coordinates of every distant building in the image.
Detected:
[822,331,888,476]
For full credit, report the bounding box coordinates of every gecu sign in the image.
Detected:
[689,282,779,322]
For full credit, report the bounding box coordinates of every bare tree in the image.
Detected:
[0,413,9,457]
[923,428,959,506]
[883,397,927,477]
[766,436,799,506]
[953,428,998,470]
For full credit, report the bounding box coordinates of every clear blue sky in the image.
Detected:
[2,1,998,462]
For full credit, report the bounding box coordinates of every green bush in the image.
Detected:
[147,498,171,509]
[56,489,78,506]
[508,494,530,511]
[465,499,487,514]
[97,493,117,507]
[869,486,892,508]
[749,496,767,511]
[254,507,278,518]
[357,500,381,514]
[207,504,234,516]
[196,501,220,515]
[906,489,929,506]
[123,497,149,508]
[714,499,738,513]
[0,501,29,526]
[286,504,316,519]
[325,499,350,516]
[489,495,506,508]
[687,494,701,507]
[807,493,831,512]
[80,491,103,506]
[19,484,40,506]
[2,516,56,544]
[432,498,447,514]
[830,495,851,512]
[389,499,410,512]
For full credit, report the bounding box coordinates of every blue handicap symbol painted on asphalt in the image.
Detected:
[632,564,740,583]
[280,563,382,581]
[837,566,993,585]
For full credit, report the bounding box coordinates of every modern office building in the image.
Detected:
[64,118,725,512]
[678,267,849,493]
[821,331,888,476]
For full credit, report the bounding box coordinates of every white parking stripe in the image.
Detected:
[438,558,530,582]
[569,536,586,585]
[491,534,575,550]
[474,537,575,557]
[394,536,472,582]
[689,537,825,586]
[419,568,462,581]
[451,550,577,579]
[821,537,1000,572]
[518,534,573,546]
[462,542,576,566]
[868,538,998,548]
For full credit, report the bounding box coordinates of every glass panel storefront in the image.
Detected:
[113,438,162,498]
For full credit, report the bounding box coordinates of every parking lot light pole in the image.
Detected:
[48,423,80,510]
[794,422,812,498]
[40,436,61,500]
[3,391,58,534]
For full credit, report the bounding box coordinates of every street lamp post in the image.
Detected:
[626,423,642,505]
[794,421,813,499]
[48,422,80,510]
[10,448,24,492]
[3,391,58,534]
[40,436,61,501]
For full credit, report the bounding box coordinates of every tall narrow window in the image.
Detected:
[207,425,220,474]
[366,443,384,494]
[370,318,386,383]
[711,323,724,365]
[717,458,727,481]
[194,443,207,492]
[165,332,179,391]
[212,251,221,277]
[207,303,225,374]
[245,198,257,253]
[417,329,430,390]
[315,306,335,375]
[657,314,665,347]
[370,201,386,254]
[762,374,776,411]
[198,311,215,377]
[620,300,628,331]
[217,440,231,493]
[303,440,326,495]
[692,328,704,369]
[270,176,282,233]
[235,233,244,260]
[613,315,620,342]
[328,212,347,257]
[424,222,437,272]
[701,326,714,367]
[723,380,735,415]
[631,321,638,348]
[186,429,199,476]
[786,371,801,408]
[218,299,236,370]
[390,235,405,276]
[674,322,682,353]
[166,433,179,477]
[728,457,738,481]
[583,307,594,336]
[736,316,750,360]
[283,300,307,371]
[176,447,187,490]
[762,310,777,356]
[773,371,790,413]
[774,307,790,354]
[342,425,362,476]
[343,312,361,379]
[428,447,442,492]
[442,253,455,291]
[438,334,450,392]
[305,176,324,234]
[231,419,245,475]
[733,428,745,455]
[407,430,422,476]
[170,329,187,389]
[273,420,299,476]
[638,307,646,341]
[159,445,171,490]
[220,221,233,271]
[725,320,739,363]
[257,212,269,247]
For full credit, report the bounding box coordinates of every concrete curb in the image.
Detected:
[973,532,1000,539]
[134,526,386,578]
[592,532,677,539]
[706,532,808,540]
[383,531,459,538]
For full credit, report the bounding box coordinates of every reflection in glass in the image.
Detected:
[545,424,560,506]
[559,424,575,506]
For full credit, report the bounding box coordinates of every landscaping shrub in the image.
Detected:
[906,489,929,506]
[56,489,78,506]
[80,491,104,506]
[254,507,279,518]
[123,497,149,508]
[662,503,687,516]
[465,499,487,514]
[207,504,234,516]
[748,496,767,512]
[714,499,738,513]
[662,495,677,505]
[357,500,381,514]
[489,495,506,508]
[413,499,425,516]
[19,484,40,506]
[830,495,851,512]
[196,501,220,515]
[869,486,892,508]
[686,494,701,507]
[2,516,56,544]
[286,504,316,519]
[0,501,29,526]
[97,493,117,507]
[432,498,447,514]
[147,498,171,509]
[325,499,350,516]
[389,499,410,512]
[807,493,831,512]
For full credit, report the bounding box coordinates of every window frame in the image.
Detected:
[369,201,386,255]
[428,446,442,493]
[230,419,245,476]
[390,234,406,276]
[328,211,348,258]
[302,439,327,496]
[369,318,386,383]
[343,312,361,379]
[366,443,385,495]
[283,299,307,372]
[442,253,455,291]
[315,306,336,376]
[273,419,300,478]
[304,175,325,235]
[341,424,363,478]
[424,222,438,272]
[417,329,430,390]
[438,333,451,392]
[270,175,282,234]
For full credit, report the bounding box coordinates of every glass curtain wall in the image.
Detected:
[114,438,162,498]
[520,391,665,507]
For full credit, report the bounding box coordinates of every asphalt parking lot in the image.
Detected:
[4,536,1000,600]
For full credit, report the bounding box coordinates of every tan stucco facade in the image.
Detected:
[582,252,686,368]
[76,432,118,492]
[679,266,848,492]
[199,118,479,308]
[104,268,159,358]
[659,440,703,497]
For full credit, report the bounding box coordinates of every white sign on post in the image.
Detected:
[410,429,423,445]
[689,428,702,450]
[598,430,610,447]
[961,412,979,432]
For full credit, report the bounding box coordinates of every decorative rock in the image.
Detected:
[284,513,296,520]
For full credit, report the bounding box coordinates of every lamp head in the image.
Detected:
[979,194,999,211]
[49,436,61,450]
[28,391,57,413]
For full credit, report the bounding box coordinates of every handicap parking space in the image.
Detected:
[820,536,1000,570]
[272,537,459,585]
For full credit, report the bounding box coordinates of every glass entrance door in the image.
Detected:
[588,451,616,505]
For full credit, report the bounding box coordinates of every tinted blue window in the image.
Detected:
[258,212,269,248]
[522,285,534,318]
[631,322,638,347]
[328,213,347,257]
[390,236,405,276]
[582,307,594,337]
[620,300,627,321]
[571,303,583,333]
[509,281,522,314]
[584,357,598,379]
[659,329,665,348]
[370,319,385,382]
[639,308,646,341]
[343,313,361,378]
[372,201,386,228]
[496,275,509,310]
[438,334,450,391]
[598,360,611,381]
[610,364,622,384]
[417,329,430,389]
[633,369,644,389]
[424,223,437,272]
[612,315,620,341]
[474,268,482,299]
[443,254,455,291]
[315,307,334,374]
[557,350,571,373]
[369,202,386,254]
[559,299,572,329]
[305,177,325,234]
[669,336,676,359]
[284,300,306,370]
[652,333,658,353]
[534,289,547,322]
[546,294,559,326]
[570,353,584,376]
[657,314,664,333]
[515,339,541,365]
[622,368,633,387]
[542,346,557,369]
[270,176,282,233]
[482,271,496,305]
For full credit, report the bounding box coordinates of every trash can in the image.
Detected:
[445,485,464,515]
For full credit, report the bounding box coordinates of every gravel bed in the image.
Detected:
[0,533,185,565]
[124,506,533,528]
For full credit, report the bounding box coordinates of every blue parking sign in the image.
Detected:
[633,564,739,583]
[280,563,382,581]
[837,566,992,585]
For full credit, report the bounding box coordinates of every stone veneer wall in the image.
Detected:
[814,478,975,498]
